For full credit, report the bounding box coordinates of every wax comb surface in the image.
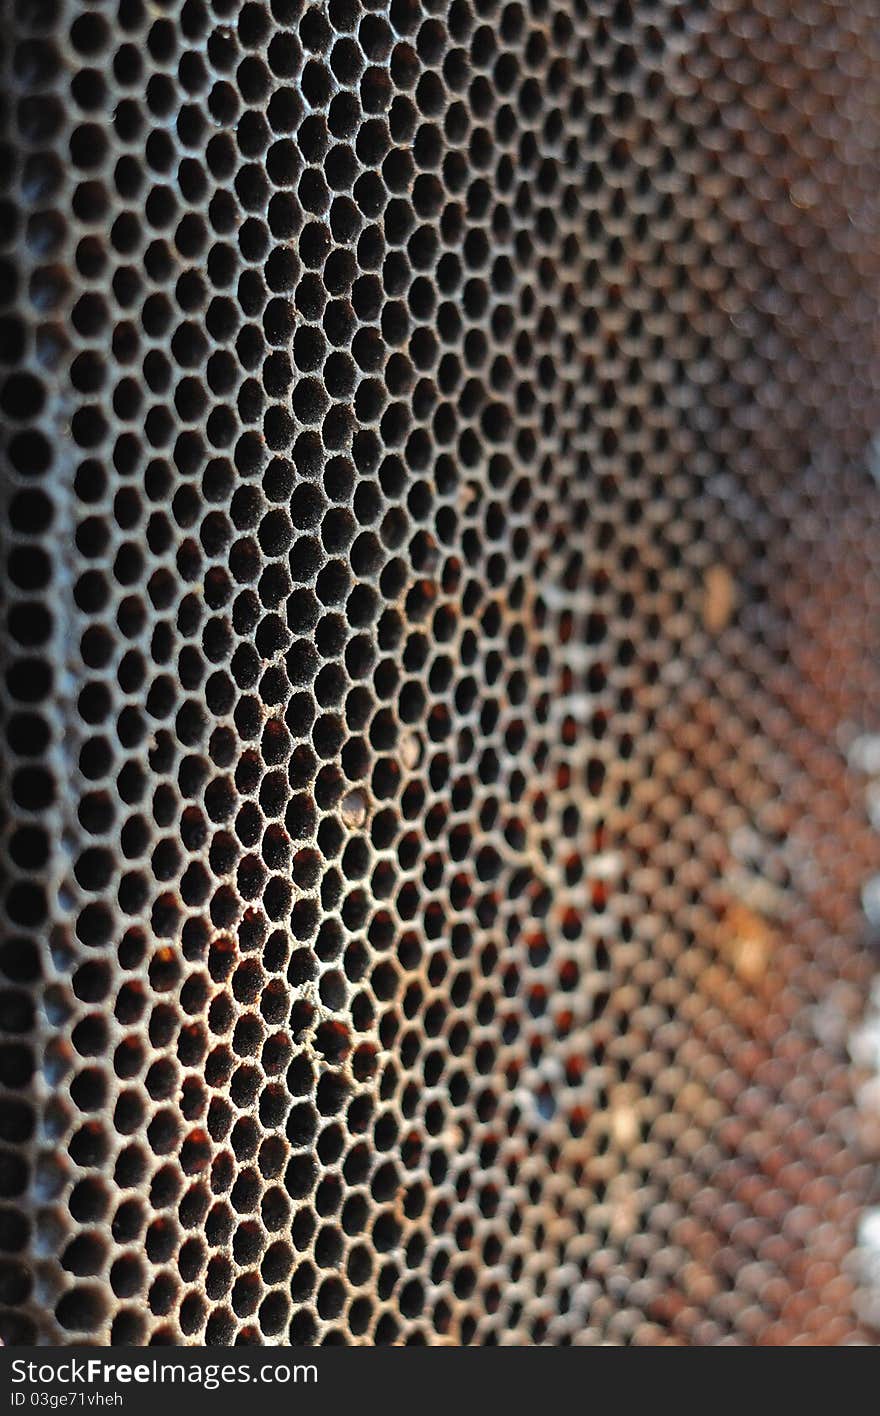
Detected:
[2,0,880,1346]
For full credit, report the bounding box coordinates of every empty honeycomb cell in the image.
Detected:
[2,0,880,1350]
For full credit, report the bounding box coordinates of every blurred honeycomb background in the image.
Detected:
[2,0,880,1345]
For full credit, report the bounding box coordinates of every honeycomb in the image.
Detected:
[2,0,880,1346]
